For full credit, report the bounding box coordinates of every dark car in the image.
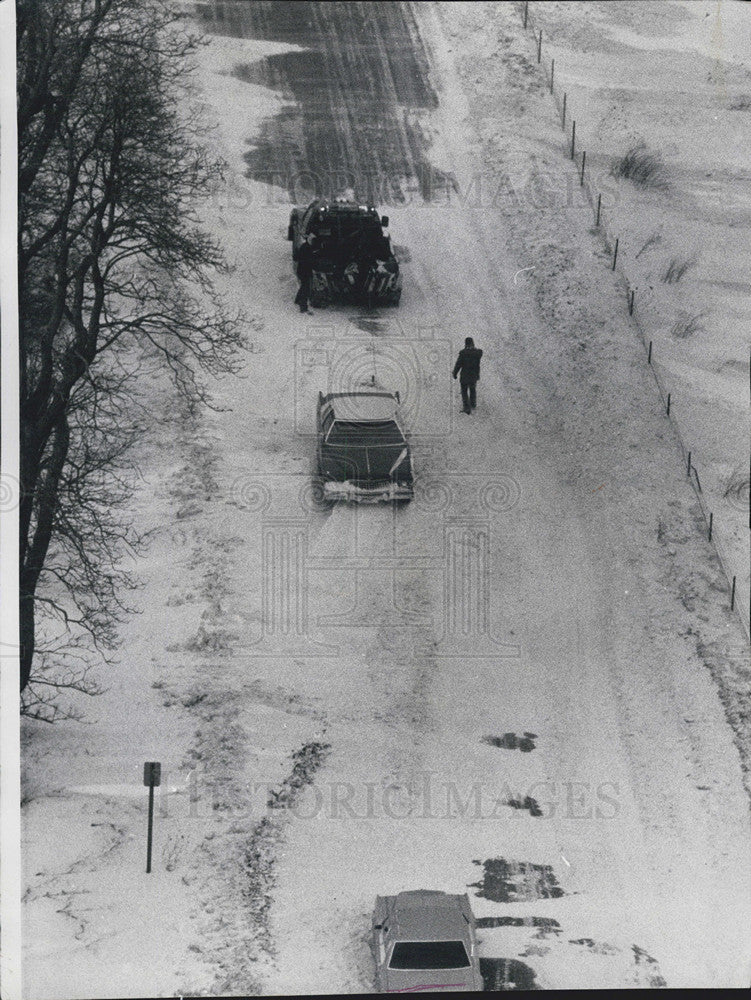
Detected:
[316,390,413,502]
[372,890,483,993]
[288,198,402,307]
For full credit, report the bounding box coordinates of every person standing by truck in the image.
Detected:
[452,337,483,413]
[294,233,316,313]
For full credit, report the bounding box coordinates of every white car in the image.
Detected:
[372,890,483,993]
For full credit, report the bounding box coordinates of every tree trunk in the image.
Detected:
[19,413,70,691]
[19,591,35,692]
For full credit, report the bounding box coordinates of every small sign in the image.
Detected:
[143,761,162,874]
[143,761,161,787]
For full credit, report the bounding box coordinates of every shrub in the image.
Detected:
[670,311,706,339]
[662,255,698,284]
[611,141,668,189]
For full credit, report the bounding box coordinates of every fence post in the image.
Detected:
[708,511,713,541]
[629,289,634,315]
[570,120,576,159]
[666,392,671,415]
[524,1,529,28]
[580,150,586,185]
[731,575,736,610]
[595,192,601,226]
[687,451,691,475]
[612,237,619,270]
[562,92,566,127]
[550,58,554,93]
[648,340,652,364]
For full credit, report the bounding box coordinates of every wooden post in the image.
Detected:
[629,289,635,315]
[648,340,652,364]
[524,1,529,28]
[666,392,671,415]
[570,120,576,159]
[146,784,155,873]
[731,575,736,610]
[143,762,162,874]
[612,237,619,270]
[580,150,586,185]
[537,29,543,63]
[550,58,554,93]
[562,92,567,127]
[708,511,713,541]
[595,192,601,226]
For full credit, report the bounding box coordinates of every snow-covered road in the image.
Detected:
[188,1,751,990]
[21,2,751,995]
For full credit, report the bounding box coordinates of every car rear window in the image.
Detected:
[326,420,404,445]
[310,215,381,241]
[389,940,470,970]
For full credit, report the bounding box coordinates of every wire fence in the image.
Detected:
[518,1,749,641]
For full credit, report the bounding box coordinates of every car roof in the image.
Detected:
[307,198,381,219]
[324,392,399,423]
[383,891,469,940]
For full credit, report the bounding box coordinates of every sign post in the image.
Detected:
[143,762,161,874]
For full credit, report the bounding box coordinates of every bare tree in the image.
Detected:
[18,0,244,717]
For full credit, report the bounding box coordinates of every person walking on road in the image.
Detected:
[294,233,316,313]
[452,337,483,413]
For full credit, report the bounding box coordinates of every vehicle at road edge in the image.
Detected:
[316,390,414,503]
[372,890,484,993]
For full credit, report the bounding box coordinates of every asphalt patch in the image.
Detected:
[471,858,564,902]
[479,958,540,991]
[198,1,455,203]
[506,795,543,817]
[632,944,668,988]
[482,732,537,751]
[569,938,619,955]
[477,916,561,931]
[351,317,387,334]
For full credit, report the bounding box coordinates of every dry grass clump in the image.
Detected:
[662,255,698,284]
[611,141,668,189]
[670,311,706,339]
[635,231,662,258]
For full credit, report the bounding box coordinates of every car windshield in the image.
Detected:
[389,941,470,970]
[326,420,403,446]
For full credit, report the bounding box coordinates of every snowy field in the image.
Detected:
[20,2,751,996]
[516,0,750,645]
